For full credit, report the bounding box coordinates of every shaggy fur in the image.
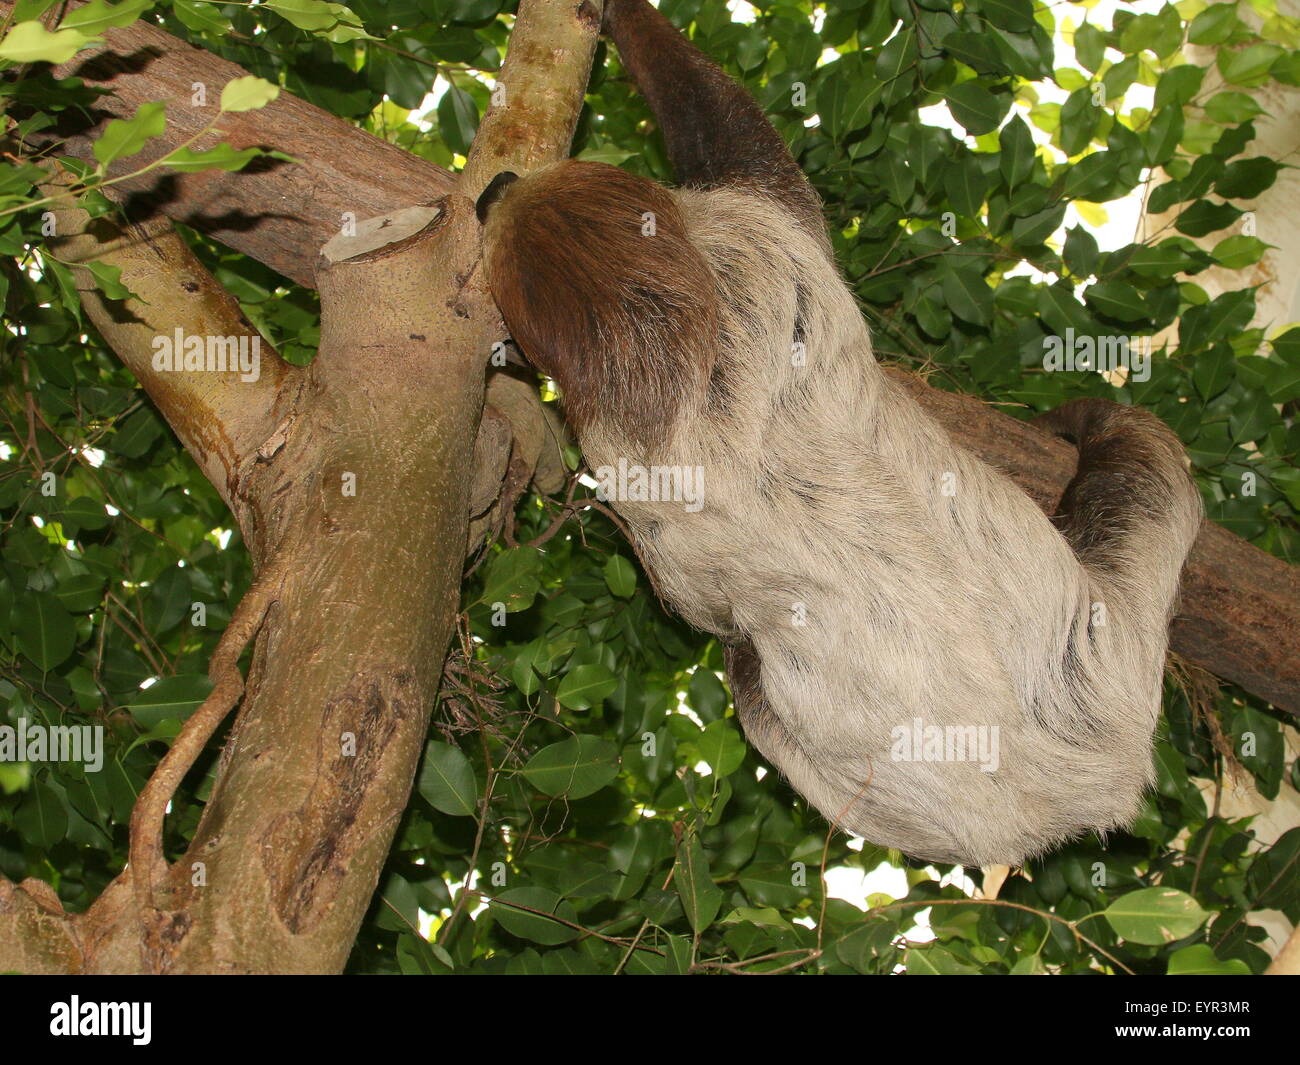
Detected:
[481,0,1204,866]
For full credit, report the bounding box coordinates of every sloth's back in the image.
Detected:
[604,189,1164,864]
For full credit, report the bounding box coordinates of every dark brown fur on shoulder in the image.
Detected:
[482,159,718,448]
[603,0,826,243]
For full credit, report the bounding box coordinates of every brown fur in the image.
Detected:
[483,161,718,448]
[603,0,827,242]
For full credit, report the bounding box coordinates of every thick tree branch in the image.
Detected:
[36,163,296,507]
[7,0,457,287]
[2,0,605,975]
[461,0,604,194]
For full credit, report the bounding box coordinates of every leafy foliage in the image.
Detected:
[0,0,1297,974]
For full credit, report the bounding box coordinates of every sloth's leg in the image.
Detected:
[1036,398,1202,623]
[602,0,826,240]
[723,640,855,828]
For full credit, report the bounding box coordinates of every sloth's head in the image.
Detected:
[477,160,719,446]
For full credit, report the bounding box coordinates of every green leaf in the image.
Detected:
[53,573,106,613]
[522,736,620,798]
[61,0,154,34]
[817,56,881,140]
[14,590,76,670]
[0,762,32,796]
[944,156,988,218]
[687,667,727,722]
[1084,281,1151,323]
[489,887,579,945]
[83,260,132,301]
[1192,343,1236,400]
[1215,158,1281,200]
[0,21,95,64]
[8,1,59,19]
[1059,86,1099,156]
[437,84,479,156]
[1126,239,1201,278]
[92,100,166,166]
[144,566,190,632]
[1245,827,1300,910]
[1073,23,1106,74]
[1118,5,1183,59]
[1167,944,1251,975]
[555,663,617,711]
[1010,202,1065,246]
[979,0,1033,33]
[125,674,213,728]
[880,154,915,206]
[1217,43,1284,87]
[998,115,1035,189]
[113,407,163,458]
[220,76,281,113]
[692,720,747,777]
[1154,65,1204,110]
[942,30,1006,75]
[675,835,723,932]
[603,554,637,598]
[1181,289,1255,351]
[609,820,673,900]
[875,28,917,103]
[945,81,1007,136]
[1063,226,1099,277]
[14,784,68,849]
[479,546,542,612]
[1203,91,1263,125]
[161,144,264,173]
[172,0,231,35]
[904,944,980,974]
[1211,235,1269,270]
[943,262,994,326]
[1103,887,1209,945]
[416,741,478,816]
[1144,106,1184,166]
[1174,199,1241,238]
[1188,4,1242,46]
[1102,58,1139,104]
[510,638,547,695]
[265,0,374,40]
[1062,153,1117,200]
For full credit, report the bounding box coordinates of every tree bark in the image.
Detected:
[19,1,458,287]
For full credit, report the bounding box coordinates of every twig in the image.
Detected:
[128,549,294,912]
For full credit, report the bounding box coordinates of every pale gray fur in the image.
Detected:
[581,188,1204,866]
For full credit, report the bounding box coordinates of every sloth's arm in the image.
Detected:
[1038,399,1203,628]
[602,0,826,239]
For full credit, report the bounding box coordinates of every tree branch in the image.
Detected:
[35,162,295,507]
[9,0,457,287]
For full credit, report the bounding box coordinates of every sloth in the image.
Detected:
[478,0,1203,866]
